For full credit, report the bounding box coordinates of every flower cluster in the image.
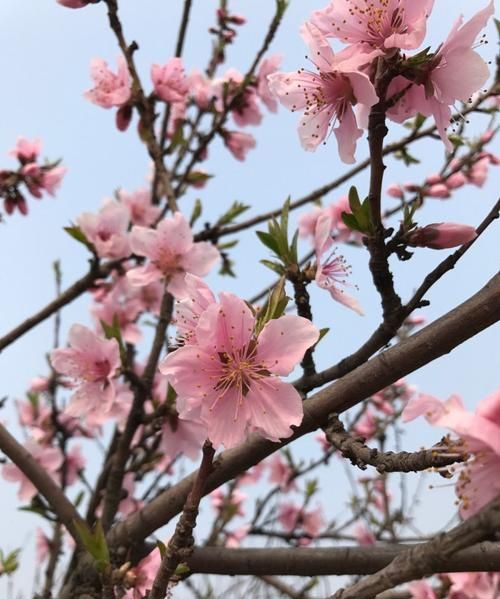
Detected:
[0,137,66,216]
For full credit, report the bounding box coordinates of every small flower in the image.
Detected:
[223,130,257,161]
[51,324,121,421]
[127,213,220,298]
[313,214,363,314]
[151,57,189,104]
[9,137,42,164]
[77,200,131,259]
[85,57,132,108]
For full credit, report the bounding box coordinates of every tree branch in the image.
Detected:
[329,496,500,599]
[109,273,500,547]
[185,542,500,576]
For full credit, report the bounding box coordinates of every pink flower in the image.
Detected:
[267,453,298,492]
[124,547,162,599]
[151,57,189,104]
[278,502,325,539]
[426,183,451,199]
[127,213,219,298]
[215,69,262,127]
[159,293,319,449]
[408,580,437,599]
[118,188,161,226]
[161,414,207,461]
[238,462,265,485]
[388,2,494,150]
[353,409,378,440]
[118,473,143,516]
[448,572,500,599]
[225,525,250,548]
[223,130,256,161]
[2,441,63,501]
[386,184,405,199]
[188,69,214,109]
[402,390,500,518]
[211,488,247,518]
[35,529,51,563]
[21,163,66,198]
[50,324,121,422]
[174,274,216,345]
[9,137,42,163]
[467,156,490,187]
[257,54,283,112]
[78,201,131,259]
[268,23,378,163]
[310,0,434,51]
[353,522,376,546]
[313,214,364,314]
[64,445,86,486]
[407,222,477,249]
[29,376,50,393]
[446,171,467,189]
[85,57,132,108]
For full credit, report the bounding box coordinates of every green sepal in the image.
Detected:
[216,201,250,226]
[64,225,94,252]
[73,519,110,573]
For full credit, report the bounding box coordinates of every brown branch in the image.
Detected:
[108,272,500,547]
[100,290,174,530]
[330,496,500,599]
[185,542,500,576]
[147,441,215,599]
[295,197,500,393]
[325,415,465,473]
[0,260,117,353]
[259,575,313,599]
[0,423,85,545]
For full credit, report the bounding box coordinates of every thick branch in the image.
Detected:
[185,542,500,576]
[325,415,465,473]
[330,496,500,599]
[109,273,500,547]
[0,423,84,545]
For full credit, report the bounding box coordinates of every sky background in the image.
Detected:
[0,1,499,597]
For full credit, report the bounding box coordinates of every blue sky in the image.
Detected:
[0,1,498,596]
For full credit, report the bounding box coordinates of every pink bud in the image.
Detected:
[386,184,404,199]
[425,174,442,185]
[445,171,466,189]
[426,183,450,199]
[57,0,90,7]
[408,223,477,249]
[481,130,494,143]
[116,104,133,132]
[403,182,420,192]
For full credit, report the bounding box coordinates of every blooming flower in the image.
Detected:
[310,0,435,51]
[256,54,283,112]
[9,137,42,163]
[408,580,437,599]
[313,214,363,314]
[78,200,131,259]
[353,522,376,546]
[127,212,219,298]
[278,501,325,541]
[268,22,378,163]
[21,163,67,198]
[223,130,257,161]
[174,274,216,345]
[84,57,132,108]
[51,324,121,422]
[151,57,189,104]
[124,547,162,599]
[267,453,298,492]
[160,293,319,449]
[118,187,161,226]
[402,390,500,518]
[388,2,494,150]
[447,572,500,599]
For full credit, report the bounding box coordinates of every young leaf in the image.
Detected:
[189,199,203,227]
[348,186,361,213]
[216,201,250,226]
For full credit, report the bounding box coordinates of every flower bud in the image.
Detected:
[408,223,477,249]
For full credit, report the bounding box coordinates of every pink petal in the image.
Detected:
[257,316,319,376]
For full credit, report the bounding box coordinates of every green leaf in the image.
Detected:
[348,186,361,213]
[217,239,238,250]
[260,259,285,275]
[74,519,110,573]
[256,230,281,256]
[341,212,363,233]
[0,549,20,575]
[168,122,185,152]
[64,225,94,251]
[157,540,167,560]
[100,315,127,366]
[305,479,318,499]
[189,199,203,227]
[255,277,289,336]
[316,327,329,344]
[186,171,213,186]
[174,563,191,577]
[216,201,250,226]
[219,255,236,277]
[290,230,299,264]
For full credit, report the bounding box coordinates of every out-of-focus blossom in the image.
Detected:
[223,130,256,161]
[85,57,131,108]
[151,57,189,104]
[78,200,131,259]
[118,188,161,226]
